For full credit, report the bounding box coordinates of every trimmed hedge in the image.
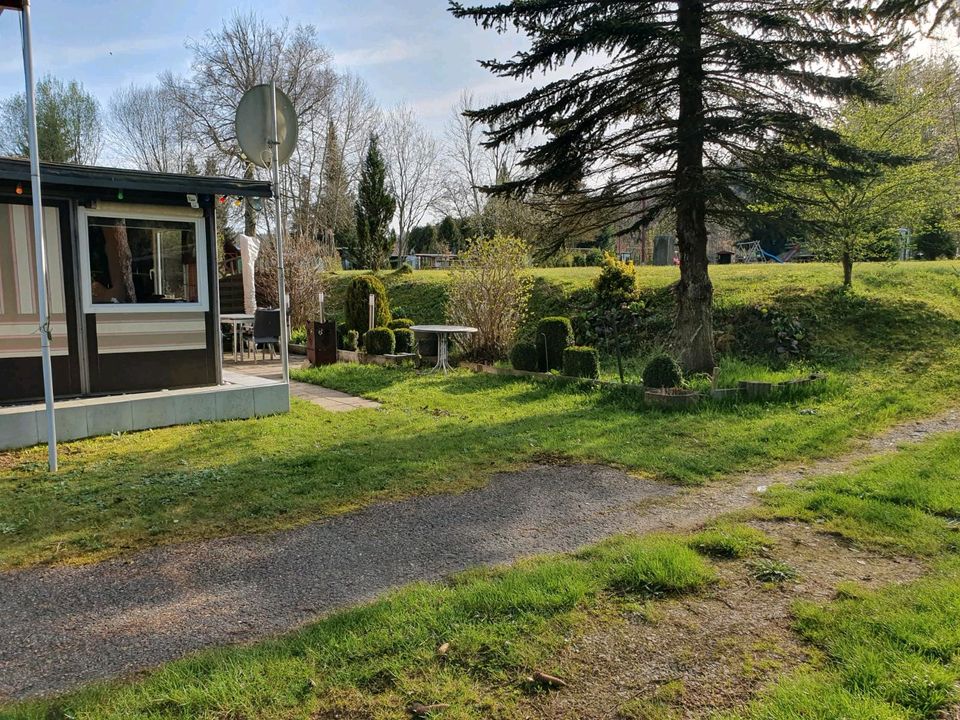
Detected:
[388,318,414,330]
[364,327,395,355]
[345,275,391,333]
[536,316,575,372]
[563,346,600,379]
[510,342,540,372]
[343,329,359,352]
[394,328,415,353]
[643,353,683,388]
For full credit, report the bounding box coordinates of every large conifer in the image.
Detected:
[449,0,934,371]
[352,134,397,270]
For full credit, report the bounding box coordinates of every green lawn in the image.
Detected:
[2,261,960,570]
[9,430,960,719]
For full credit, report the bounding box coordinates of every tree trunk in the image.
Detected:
[842,250,853,287]
[673,0,715,374]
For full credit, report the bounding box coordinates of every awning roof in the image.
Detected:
[0,157,272,197]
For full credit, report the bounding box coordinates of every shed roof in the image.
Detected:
[0,157,272,197]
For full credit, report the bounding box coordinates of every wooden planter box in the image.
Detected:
[644,388,701,409]
[739,380,774,398]
[710,387,741,400]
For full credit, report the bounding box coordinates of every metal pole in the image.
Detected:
[19,1,57,471]
[268,81,290,385]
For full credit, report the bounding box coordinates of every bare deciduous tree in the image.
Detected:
[163,11,337,234]
[383,104,443,257]
[108,84,193,173]
[441,91,526,235]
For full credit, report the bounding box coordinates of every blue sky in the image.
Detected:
[0,0,526,132]
[2,2,956,139]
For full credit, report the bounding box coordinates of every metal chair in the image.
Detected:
[247,308,281,362]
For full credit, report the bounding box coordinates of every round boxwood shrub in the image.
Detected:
[510,342,540,372]
[394,328,415,353]
[345,275,391,333]
[364,327,395,355]
[563,346,600,379]
[388,318,414,330]
[643,353,683,388]
[343,329,359,352]
[536,316,575,372]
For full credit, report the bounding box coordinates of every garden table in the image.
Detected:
[410,324,478,373]
[221,313,255,362]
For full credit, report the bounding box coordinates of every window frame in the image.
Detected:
[78,206,210,314]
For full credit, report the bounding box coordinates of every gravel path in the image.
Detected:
[2,409,958,701]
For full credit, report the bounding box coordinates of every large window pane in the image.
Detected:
[87,216,199,305]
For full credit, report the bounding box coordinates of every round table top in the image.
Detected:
[410,324,478,334]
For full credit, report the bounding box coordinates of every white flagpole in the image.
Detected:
[268,81,290,385]
[15,0,57,471]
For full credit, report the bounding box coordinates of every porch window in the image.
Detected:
[80,209,208,313]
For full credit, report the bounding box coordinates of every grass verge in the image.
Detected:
[7,432,960,718]
[2,262,960,570]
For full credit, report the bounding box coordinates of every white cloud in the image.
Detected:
[334,39,420,67]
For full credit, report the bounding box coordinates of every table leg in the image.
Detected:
[428,332,448,373]
[232,321,238,363]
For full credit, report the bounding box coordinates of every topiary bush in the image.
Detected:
[393,327,415,353]
[643,353,683,388]
[345,275,391,333]
[343,329,359,352]
[388,318,414,330]
[510,342,540,372]
[563,346,600,379]
[364,327,395,355]
[536,316,575,372]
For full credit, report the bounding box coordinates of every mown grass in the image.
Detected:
[9,431,960,719]
[2,262,960,570]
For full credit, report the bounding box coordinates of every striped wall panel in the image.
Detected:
[0,204,69,358]
[95,312,207,354]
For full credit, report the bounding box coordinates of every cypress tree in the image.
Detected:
[351,134,396,270]
[449,0,935,372]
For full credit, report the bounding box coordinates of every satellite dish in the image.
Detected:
[235,84,298,169]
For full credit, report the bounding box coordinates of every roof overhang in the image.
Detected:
[0,158,272,198]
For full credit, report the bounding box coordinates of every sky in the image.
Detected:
[1,1,957,160]
[0,0,528,139]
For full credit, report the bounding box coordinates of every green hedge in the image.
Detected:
[563,346,600,379]
[394,328,415,353]
[388,318,414,330]
[510,342,540,372]
[345,275,392,333]
[536,316,575,372]
[643,353,683,388]
[364,327,395,355]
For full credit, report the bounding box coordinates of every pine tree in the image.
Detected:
[351,134,396,270]
[438,215,463,254]
[449,0,926,372]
